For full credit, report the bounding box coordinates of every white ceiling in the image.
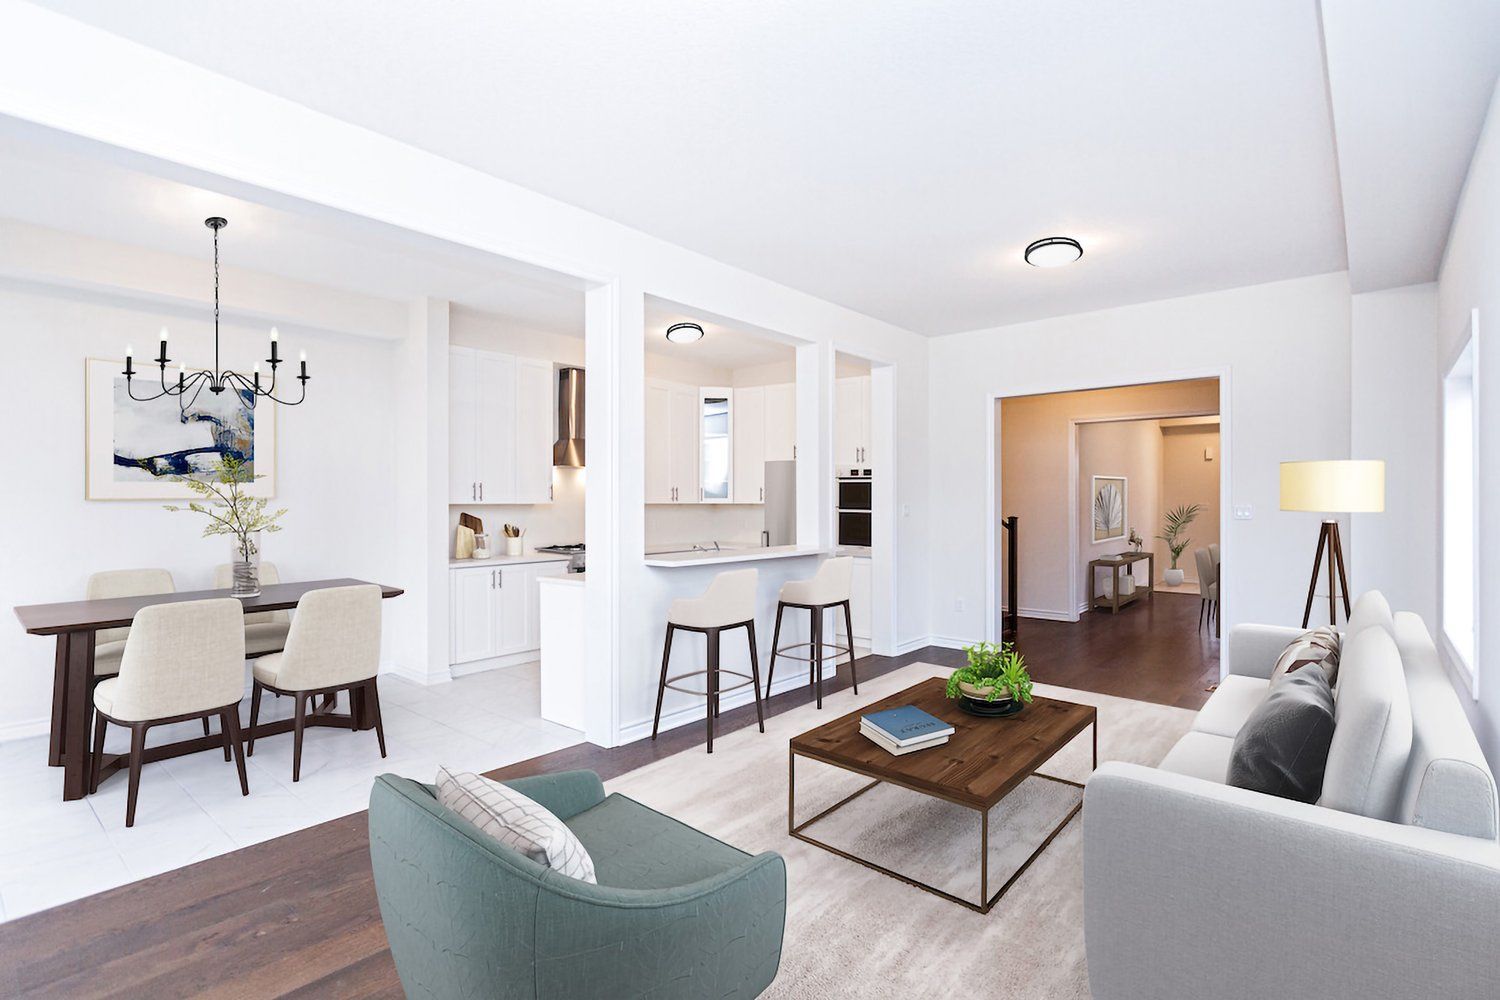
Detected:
[643,300,797,370]
[17,2,1500,331]
[28,0,1351,335]
[1320,0,1500,293]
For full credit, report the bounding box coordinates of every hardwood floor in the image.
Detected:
[0,596,1215,998]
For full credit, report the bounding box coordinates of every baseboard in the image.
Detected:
[382,661,453,686]
[895,635,935,655]
[617,665,842,744]
[0,717,49,744]
[926,634,980,650]
[1018,607,1078,623]
[449,650,538,678]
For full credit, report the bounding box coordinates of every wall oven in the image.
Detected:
[836,470,872,548]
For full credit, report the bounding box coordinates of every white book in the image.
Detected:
[860,721,950,756]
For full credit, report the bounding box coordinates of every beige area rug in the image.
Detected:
[604,662,1196,999]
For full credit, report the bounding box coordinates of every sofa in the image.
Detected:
[1084,591,1500,1000]
[368,770,787,1000]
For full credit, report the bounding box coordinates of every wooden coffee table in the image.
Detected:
[788,677,1097,913]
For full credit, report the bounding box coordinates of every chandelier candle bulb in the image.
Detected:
[269,326,279,364]
[157,327,169,364]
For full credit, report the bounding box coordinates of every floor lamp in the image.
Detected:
[1279,460,1385,628]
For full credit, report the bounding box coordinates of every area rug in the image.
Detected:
[603,661,1196,999]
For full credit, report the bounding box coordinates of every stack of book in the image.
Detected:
[860,705,955,756]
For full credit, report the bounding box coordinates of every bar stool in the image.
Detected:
[651,569,764,753]
[766,557,855,709]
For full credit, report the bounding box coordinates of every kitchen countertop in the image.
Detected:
[449,552,571,569]
[643,545,829,568]
[538,573,585,585]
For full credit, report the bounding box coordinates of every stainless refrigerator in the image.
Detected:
[763,461,797,546]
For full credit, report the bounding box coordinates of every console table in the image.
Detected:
[1087,552,1154,614]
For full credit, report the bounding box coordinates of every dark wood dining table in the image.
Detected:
[14,578,403,801]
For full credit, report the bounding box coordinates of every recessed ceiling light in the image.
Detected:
[1024,236,1083,268]
[665,322,705,344]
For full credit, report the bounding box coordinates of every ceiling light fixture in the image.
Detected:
[665,322,705,344]
[1023,236,1083,268]
[123,217,310,410]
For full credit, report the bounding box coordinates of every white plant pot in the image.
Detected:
[1164,568,1185,587]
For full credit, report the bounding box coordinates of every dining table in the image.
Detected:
[14,578,404,801]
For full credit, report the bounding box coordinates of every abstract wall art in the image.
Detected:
[1092,475,1127,544]
[85,358,276,500]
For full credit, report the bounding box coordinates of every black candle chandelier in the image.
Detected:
[124,217,309,409]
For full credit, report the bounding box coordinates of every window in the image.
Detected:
[1441,311,1479,694]
[699,389,731,501]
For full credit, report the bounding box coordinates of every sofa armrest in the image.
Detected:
[1083,763,1500,1000]
[502,769,606,821]
[1225,623,1302,678]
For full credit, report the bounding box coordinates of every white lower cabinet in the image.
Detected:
[450,561,570,666]
[850,557,872,642]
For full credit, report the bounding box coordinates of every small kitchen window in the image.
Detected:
[700,388,732,502]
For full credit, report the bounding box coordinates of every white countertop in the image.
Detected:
[449,552,571,569]
[538,573,585,586]
[643,545,829,568]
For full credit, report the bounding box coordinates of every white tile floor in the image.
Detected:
[0,661,581,923]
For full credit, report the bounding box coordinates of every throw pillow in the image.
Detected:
[1269,626,1342,686]
[1227,667,1336,803]
[436,766,597,883]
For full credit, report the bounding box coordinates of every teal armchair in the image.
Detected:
[368,770,787,1000]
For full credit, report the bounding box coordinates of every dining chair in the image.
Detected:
[86,568,176,680]
[89,598,249,827]
[1194,547,1218,631]
[214,561,291,657]
[245,584,386,781]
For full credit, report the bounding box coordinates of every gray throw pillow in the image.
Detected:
[1227,667,1335,803]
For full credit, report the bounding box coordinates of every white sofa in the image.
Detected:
[1083,592,1500,1000]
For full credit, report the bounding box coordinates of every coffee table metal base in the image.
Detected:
[787,722,1096,914]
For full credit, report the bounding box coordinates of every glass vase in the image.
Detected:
[230,532,262,598]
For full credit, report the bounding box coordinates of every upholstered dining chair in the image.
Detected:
[214,560,291,657]
[90,598,249,826]
[86,568,175,680]
[246,584,386,781]
[1194,547,1218,631]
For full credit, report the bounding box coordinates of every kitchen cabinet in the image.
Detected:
[763,383,796,462]
[849,556,872,641]
[732,386,765,503]
[450,347,555,504]
[835,375,872,467]
[450,560,570,666]
[645,378,701,502]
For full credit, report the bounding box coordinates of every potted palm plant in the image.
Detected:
[1156,503,1203,586]
[946,641,1034,717]
[164,456,287,597]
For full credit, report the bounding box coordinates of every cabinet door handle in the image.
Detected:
[479,482,483,501]
[760,486,764,501]
[490,570,495,589]
[497,570,503,588]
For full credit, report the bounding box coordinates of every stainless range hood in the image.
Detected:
[552,367,585,467]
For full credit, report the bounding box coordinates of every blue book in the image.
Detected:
[861,705,955,746]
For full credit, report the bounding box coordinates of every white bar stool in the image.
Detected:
[766,557,856,709]
[651,569,765,753]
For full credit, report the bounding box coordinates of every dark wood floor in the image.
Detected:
[0,593,1215,998]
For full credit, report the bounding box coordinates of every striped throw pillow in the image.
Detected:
[436,766,597,883]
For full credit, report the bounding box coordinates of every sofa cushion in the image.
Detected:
[1192,675,1270,739]
[1226,667,1336,803]
[1392,612,1499,840]
[564,792,751,890]
[436,766,597,883]
[1158,732,1235,784]
[1346,590,1394,638]
[1320,627,1412,821]
[1269,626,1341,686]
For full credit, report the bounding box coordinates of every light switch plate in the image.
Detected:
[1233,504,1253,520]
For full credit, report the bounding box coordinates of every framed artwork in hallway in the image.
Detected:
[1092,475,1127,543]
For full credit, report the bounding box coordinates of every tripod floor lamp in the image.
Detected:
[1280,460,1386,628]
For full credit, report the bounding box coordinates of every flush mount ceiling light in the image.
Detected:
[1023,236,1084,268]
[665,321,705,344]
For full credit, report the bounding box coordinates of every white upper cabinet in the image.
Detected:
[645,378,701,502]
[763,382,796,462]
[733,386,766,503]
[450,347,555,504]
[644,380,673,503]
[835,375,872,467]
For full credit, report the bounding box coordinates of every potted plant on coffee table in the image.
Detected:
[1156,503,1202,587]
[946,641,1034,718]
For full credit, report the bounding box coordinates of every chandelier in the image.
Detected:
[124,217,309,409]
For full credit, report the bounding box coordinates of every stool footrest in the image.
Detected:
[663,668,757,698]
[770,641,852,663]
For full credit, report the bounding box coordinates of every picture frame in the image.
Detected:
[84,357,277,500]
[1092,475,1127,543]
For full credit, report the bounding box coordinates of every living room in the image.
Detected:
[1,3,1498,998]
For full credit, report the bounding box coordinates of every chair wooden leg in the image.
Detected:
[90,711,107,794]
[706,629,720,754]
[1199,599,1206,630]
[202,716,212,741]
[247,681,263,757]
[651,624,674,740]
[765,604,785,697]
[746,622,765,733]
[125,724,146,828]
[843,601,858,694]
[369,679,387,759]
[222,708,249,796]
[292,694,306,783]
[217,710,230,762]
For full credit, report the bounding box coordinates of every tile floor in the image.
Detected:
[0,661,581,923]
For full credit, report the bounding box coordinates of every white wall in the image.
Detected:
[0,280,401,738]
[1435,77,1500,764]
[1349,283,1439,628]
[1078,420,1162,602]
[932,271,1352,654]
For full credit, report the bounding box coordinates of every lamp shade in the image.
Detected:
[1279,460,1385,513]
